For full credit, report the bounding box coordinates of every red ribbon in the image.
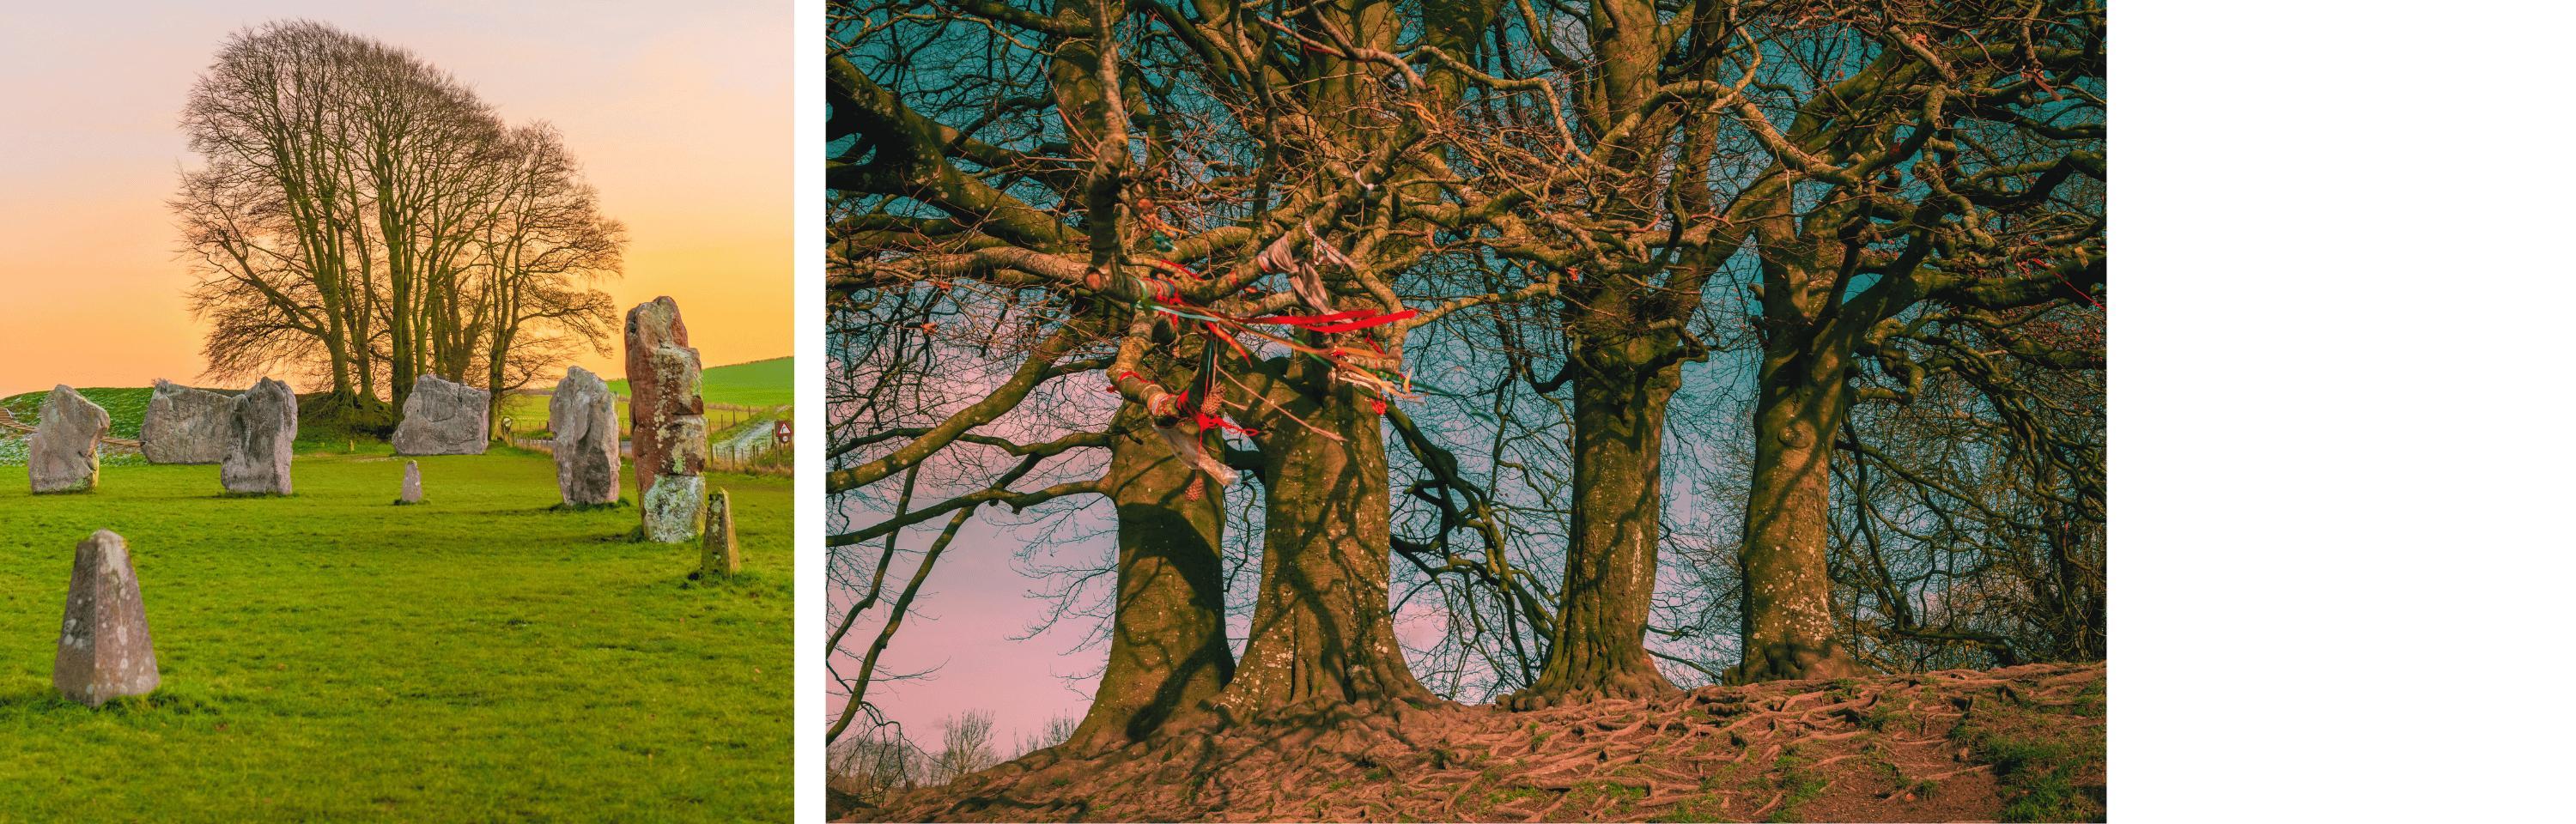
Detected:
[1195,412,1260,437]
[1246,308,1373,326]
[1303,309,1416,333]
[1241,308,1417,333]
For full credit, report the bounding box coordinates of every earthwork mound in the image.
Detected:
[852,662,2106,823]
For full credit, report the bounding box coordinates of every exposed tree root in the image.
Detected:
[846,662,2105,823]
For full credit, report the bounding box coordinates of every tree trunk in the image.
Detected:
[1064,407,1234,752]
[390,269,416,410]
[485,333,511,442]
[1732,342,1862,683]
[1517,356,1681,704]
[1212,368,1431,719]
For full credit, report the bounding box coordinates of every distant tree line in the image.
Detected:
[827,0,2102,760]
[175,20,624,425]
[828,710,1079,806]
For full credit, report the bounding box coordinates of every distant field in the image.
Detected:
[0,387,156,440]
[606,357,793,409]
[9,357,790,447]
[502,357,792,440]
[0,445,791,820]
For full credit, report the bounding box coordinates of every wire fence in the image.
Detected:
[498,395,793,477]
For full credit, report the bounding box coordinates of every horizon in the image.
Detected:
[0,2,791,395]
[0,354,797,400]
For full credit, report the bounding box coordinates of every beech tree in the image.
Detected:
[176,21,621,421]
[474,124,627,421]
[825,0,1535,741]
[826,0,2105,765]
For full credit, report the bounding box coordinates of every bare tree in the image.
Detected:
[1017,712,1084,759]
[474,123,624,424]
[828,724,926,808]
[824,0,2106,779]
[931,710,999,783]
[177,21,623,422]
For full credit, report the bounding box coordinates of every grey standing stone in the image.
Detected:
[140,379,235,464]
[641,474,706,543]
[222,378,297,496]
[399,461,424,505]
[391,375,491,456]
[698,488,739,577]
[549,366,621,506]
[28,385,108,494]
[55,530,160,706]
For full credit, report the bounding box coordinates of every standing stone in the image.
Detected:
[398,461,424,505]
[28,385,108,494]
[550,366,621,506]
[140,379,235,464]
[651,405,708,478]
[642,475,706,543]
[391,375,491,456]
[697,488,739,577]
[55,530,160,706]
[625,297,699,496]
[222,378,296,496]
[627,297,708,542]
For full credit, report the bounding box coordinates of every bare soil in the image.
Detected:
[848,662,2106,822]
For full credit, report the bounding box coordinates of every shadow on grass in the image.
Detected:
[0,685,222,718]
[677,569,772,593]
[544,500,633,513]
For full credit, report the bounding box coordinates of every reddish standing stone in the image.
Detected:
[624,297,696,499]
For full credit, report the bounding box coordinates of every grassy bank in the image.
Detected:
[0,387,153,439]
[606,357,793,409]
[0,445,790,821]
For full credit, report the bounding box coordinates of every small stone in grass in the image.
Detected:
[397,460,425,505]
[55,530,160,706]
[696,488,740,578]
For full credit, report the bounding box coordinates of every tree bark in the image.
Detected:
[1732,340,1863,683]
[1064,406,1235,752]
[1516,354,1681,704]
[1211,363,1432,719]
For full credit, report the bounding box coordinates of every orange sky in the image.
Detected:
[0,2,791,397]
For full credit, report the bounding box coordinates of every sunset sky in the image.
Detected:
[0,1,790,396]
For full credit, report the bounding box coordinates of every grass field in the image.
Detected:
[9,357,791,457]
[0,446,790,821]
[605,357,793,409]
[1,387,155,439]
[494,357,792,443]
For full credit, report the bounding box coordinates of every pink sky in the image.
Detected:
[0,1,789,396]
[832,510,1121,753]
[830,495,1466,754]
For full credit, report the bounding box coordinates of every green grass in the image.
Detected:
[0,446,790,821]
[492,396,774,447]
[2,387,156,439]
[500,358,792,444]
[605,357,793,409]
[495,393,634,441]
[1948,706,2105,823]
[1764,753,1832,823]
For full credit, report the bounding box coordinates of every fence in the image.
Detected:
[500,400,791,476]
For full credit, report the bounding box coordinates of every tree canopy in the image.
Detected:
[825,0,2105,755]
